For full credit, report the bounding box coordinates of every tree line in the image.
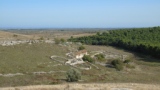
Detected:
[69,26,160,59]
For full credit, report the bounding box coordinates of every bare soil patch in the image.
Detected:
[1,83,160,90]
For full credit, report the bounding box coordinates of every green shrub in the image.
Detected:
[60,38,65,43]
[124,59,131,64]
[115,64,124,71]
[95,54,105,61]
[55,38,60,44]
[78,46,85,50]
[111,59,123,66]
[82,55,94,63]
[66,69,81,82]
[111,59,124,71]
[39,37,44,40]
[13,34,18,37]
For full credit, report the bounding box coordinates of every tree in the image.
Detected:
[68,26,160,60]
[96,32,100,36]
[66,69,81,82]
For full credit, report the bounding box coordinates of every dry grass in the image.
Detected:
[0,31,38,40]
[0,30,160,88]
[0,30,95,41]
[1,83,160,90]
[0,43,160,87]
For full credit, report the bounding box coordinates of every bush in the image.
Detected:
[78,46,85,50]
[60,38,65,43]
[111,59,123,66]
[95,54,105,61]
[39,37,44,40]
[82,55,94,63]
[123,59,131,64]
[66,69,81,82]
[13,34,18,37]
[111,59,124,71]
[115,64,124,71]
[55,38,60,44]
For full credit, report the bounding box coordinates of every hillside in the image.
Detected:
[0,43,160,87]
[0,30,37,40]
[0,30,160,88]
[69,26,160,59]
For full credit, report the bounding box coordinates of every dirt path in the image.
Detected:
[1,83,160,90]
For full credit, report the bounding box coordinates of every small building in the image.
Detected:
[75,50,88,59]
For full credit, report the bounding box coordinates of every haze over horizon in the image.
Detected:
[0,0,160,29]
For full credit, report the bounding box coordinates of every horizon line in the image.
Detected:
[0,26,159,30]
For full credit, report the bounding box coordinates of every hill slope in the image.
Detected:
[69,26,160,59]
[0,30,36,40]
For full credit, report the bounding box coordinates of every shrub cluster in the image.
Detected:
[111,59,133,71]
[66,69,81,82]
[111,59,124,71]
[95,54,105,61]
[78,46,85,50]
[123,59,131,64]
[82,55,94,63]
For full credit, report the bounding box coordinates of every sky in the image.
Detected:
[0,0,160,29]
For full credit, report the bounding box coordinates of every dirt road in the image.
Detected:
[1,83,160,90]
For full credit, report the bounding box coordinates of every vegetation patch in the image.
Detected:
[0,30,160,87]
[111,59,124,71]
[66,69,81,82]
[82,55,94,63]
[69,26,160,60]
[78,45,85,50]
[95,54,105,61]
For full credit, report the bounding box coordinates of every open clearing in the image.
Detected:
[0,30,160,89]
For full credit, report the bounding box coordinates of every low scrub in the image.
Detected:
[95,54,105,61]
[78,45,85,50]
[66,69,81,82]
[111,59,134,71]
[82,55,94,63]
[123,59,131,64]
[111,59,124,71]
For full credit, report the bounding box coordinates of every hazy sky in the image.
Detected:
[0,0,160,28]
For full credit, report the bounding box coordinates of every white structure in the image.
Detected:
[75,50,88,59]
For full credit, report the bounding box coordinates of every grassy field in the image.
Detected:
[0,30,159,87]
[0,43,70,86]
[0,42,160,87]
[0,30,37,40]
[6,30,96,40]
